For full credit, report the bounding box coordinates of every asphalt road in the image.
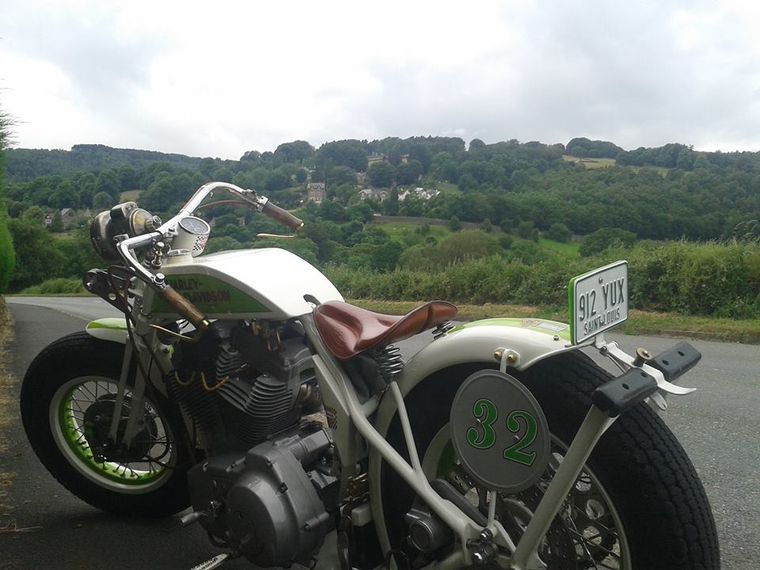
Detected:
[2,297,759,569]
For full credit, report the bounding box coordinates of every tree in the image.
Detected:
[317,140,368,172]
[458,173,478,192]
[8,218,65,290]
[448,215,462,232]
[96,170,122,202]
[469,138,486,152]
[384,188,399,216]
[0,206,14,292]
[273,140,314,163]
[579,227,636,257]
[516,220,535,239]
[0,112,15,292]
[545,222,571,242]
[49,180,78,209]
[50,211,64,232]
[326,166,357,187]
[93,191,114,211]
[395,160,423,185]
[370,241,402,271]
[408,144,432,173]
[368,162,395,188]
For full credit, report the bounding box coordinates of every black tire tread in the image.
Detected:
[381,351,720,569]
[20,331,191,518]
[516,351,720,570]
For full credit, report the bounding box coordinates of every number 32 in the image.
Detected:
[466,398,538,466]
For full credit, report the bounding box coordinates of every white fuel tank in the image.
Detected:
[148,248,343,320]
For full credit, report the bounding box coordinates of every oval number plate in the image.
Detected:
[450,370,550,494]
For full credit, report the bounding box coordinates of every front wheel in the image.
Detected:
[21,332,192,517]
[380,352,720,569]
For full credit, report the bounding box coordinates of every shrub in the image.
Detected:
[21,277,85,295]
[0,206,14,293]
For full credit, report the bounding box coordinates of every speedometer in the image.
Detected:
[179,216,211,236]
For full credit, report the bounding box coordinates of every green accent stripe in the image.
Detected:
[452,318,571,341]
[151,274,270,314]
[87,318,128,331]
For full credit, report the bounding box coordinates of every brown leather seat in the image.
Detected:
[314,300,458,359]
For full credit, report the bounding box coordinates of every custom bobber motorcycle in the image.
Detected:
[21,182,719,569]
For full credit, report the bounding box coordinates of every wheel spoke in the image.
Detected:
[54,376,178,488]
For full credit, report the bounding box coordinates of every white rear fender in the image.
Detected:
[368,317,576,553]
[85,318,128,344]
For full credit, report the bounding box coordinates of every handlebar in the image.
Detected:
[260,198,304,231]
[114,181,301,331]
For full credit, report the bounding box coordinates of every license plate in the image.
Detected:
[568,261,628,344]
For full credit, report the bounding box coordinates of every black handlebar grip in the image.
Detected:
[261,201,304,231]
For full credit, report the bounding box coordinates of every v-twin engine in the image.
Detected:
[187,426,339,567]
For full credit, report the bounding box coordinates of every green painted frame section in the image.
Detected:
[451,318,571,342]
[86,318,128,331]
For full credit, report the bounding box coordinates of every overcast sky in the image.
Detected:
[2,0,759,159]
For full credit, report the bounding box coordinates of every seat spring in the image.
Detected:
[433,320,455,339]
[375,345,404,382]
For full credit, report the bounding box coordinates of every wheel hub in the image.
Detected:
[82,395,158,462]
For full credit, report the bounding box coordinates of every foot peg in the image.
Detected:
[189,553,230,570]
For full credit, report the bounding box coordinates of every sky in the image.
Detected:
[2,0,760,160]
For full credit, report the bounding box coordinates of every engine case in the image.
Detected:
[188,428,338,567]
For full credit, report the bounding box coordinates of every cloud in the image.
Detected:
[1,0,760,158]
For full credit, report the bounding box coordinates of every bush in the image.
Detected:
[580,227,636,257]
[545,222,571,242]
[0,206,14,293]
[21,277,85,295]
[327,239,760,319]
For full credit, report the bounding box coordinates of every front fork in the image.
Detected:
[105,327,171,451]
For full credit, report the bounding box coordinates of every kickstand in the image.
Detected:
[189,553,233,570]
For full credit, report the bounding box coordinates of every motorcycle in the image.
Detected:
[20,181,719,569]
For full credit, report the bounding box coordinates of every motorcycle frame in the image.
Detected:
[92,182,691,569]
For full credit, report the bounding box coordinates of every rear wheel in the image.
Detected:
[21,332,191,517]
[380,352,720,569]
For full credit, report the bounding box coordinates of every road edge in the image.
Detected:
[0,296,18,520]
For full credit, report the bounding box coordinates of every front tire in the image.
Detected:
[21,332,191,517]
[381,352,720,569]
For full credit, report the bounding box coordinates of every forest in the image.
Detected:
[1,136,759,319]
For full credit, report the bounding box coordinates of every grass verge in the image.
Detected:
[350,299,760,344]
[0,297,17,515]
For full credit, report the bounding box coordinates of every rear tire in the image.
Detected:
[381,351,720,569]
[21,332,191,517]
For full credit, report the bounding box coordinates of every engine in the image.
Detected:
[167,319,339,566]
[187,427,339,567]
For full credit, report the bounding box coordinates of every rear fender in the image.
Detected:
[85,317,128,344]
[368,318,577,552]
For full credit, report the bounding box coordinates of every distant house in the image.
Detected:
[307,182,326,203]
[60,208,77,228]
[359,188,389,202]
[367,154,386,167]
[398,187,440,201]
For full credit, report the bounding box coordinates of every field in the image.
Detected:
[538,238,580,257]
[562,155,616,169]
[120,189,142,201]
